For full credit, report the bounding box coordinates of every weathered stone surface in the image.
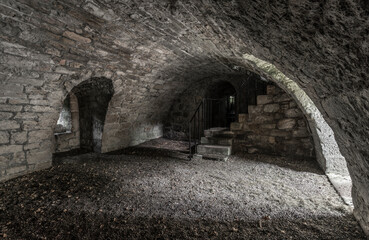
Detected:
[257,95,273,105]
[277,119,296,130]
[248,105,263,114]
[62,31,91,44]
[11,132,28,144]
[0,145,23,154]
[0,131,10,144]
[0,121,20,130]
[26,150,52,165]
[285,108,303,118]
[0,113,13,119]
[264,104,280,113]
[230,122,243,131]
[274,93,292,103]
[6,165,27,175]
[28,130,50,143]
[238,114,248,123]
[293,128,310,138]
[261,124,276,129]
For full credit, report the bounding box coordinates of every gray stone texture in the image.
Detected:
[0,0,368,235]
[231,85,315,159]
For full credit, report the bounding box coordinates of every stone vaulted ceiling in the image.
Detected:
[0,0,369,234]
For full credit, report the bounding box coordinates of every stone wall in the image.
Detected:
[231,85,315,159]
[54,93,80,153]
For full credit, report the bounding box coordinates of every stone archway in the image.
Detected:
[70,77,114,153]
[241,54,352,205]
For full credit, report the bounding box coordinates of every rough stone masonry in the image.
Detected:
[0,0,369,236]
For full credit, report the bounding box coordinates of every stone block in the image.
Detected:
[285,108,303,118]
[45,48,61,57]
[248,148,258,154]
[253,115,275,124]
[238,114,248,123]
[260,124,276,129]
[14,151,26,163]
[27,150,52,165]
[28,130,50,143]
[0,131,10,144]
[43,73,62,82]
[263,104,280,113]
[277,119,296,130]
[11,131,27,144]
[0,120,20,130]
[266,85,276,95]
[289,101,298,108]
[270,129,290,137]
[0,155,9,166]
[248,105,263,114]
[8,98,29,104]
[11,76,44,87]
[298,120,306,127]
[54,66,76,75]
[256,95,273,105]
[293,128,309,138]
[242,123,251,131]
[0,112,13,119]
[6,165,27,175]
[0,84,23,97]
[281,103,289,110]
[274,113,284,120]
[230,122,243,131]
[24,105,55,112]
[273,93,292,103]
[0,145,23,154]
[0,105,23,112]
[62,31,91,44]
[197,145,232,155]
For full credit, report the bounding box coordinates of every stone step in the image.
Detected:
[201,136,233,145]
[230,122,243,131]
[197,144,232,156]
[204,127,228,137]
[192,153,228,162]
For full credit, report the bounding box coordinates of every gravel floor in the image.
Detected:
[0,139,366,239]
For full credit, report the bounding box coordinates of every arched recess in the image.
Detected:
[241,54,352,205]
[61,77,114,153]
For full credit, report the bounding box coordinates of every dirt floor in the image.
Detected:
[0,139,366,239]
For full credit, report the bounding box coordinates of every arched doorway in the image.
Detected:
[205,81,237,129]
[54,77,114,153]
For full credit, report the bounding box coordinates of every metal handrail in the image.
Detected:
[188,99,204,158]
[188,95,237,159]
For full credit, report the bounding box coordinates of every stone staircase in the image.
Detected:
[193,127,234,161]
[191,84,314,161]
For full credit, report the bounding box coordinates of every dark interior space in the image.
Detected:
[72,78,114,153]
[205,81,237,128]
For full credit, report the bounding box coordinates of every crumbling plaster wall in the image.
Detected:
[0,0,368,235]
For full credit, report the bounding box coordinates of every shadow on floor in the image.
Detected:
[1,209,365,240]
[232,152,324,175]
